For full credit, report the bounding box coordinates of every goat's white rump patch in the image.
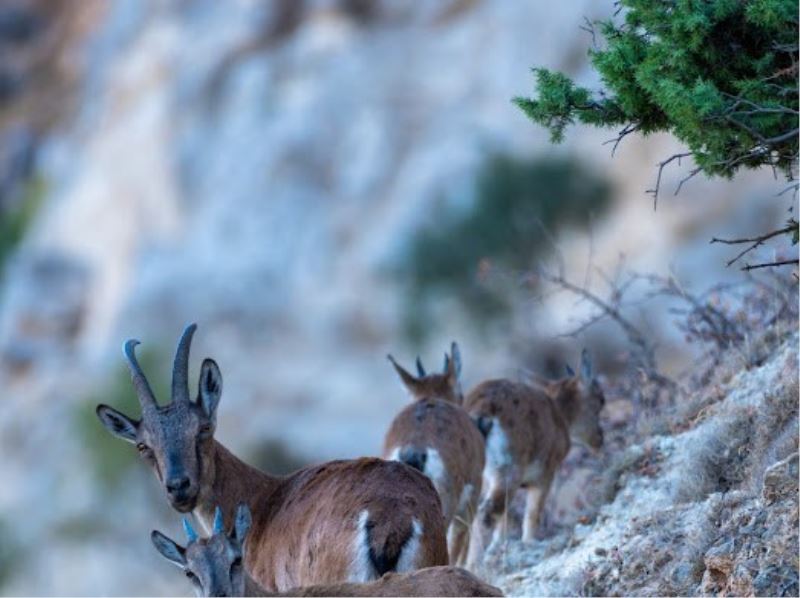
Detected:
[349,510,374,583]
[395,518,423,573]
[484,419,513,469]
[422,448,447,494]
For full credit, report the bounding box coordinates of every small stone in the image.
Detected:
[752,564,799,596]
[762,452,799,505]
[669,562,695,588]
[702,536,736,594]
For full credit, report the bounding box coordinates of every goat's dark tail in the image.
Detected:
[365,512,417,576]
[397,446,427,473]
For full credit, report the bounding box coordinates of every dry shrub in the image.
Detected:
[743,377,799,494]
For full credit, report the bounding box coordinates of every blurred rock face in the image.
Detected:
[0,0,789,595]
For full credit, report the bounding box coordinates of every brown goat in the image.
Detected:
[382,344,485,566]
[97,324,448,591]
[152,503,503,597]
[464,350,605,564]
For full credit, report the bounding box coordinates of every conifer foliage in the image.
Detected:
[514,0,798,191]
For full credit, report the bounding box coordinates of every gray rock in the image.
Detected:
[762,452,799,505]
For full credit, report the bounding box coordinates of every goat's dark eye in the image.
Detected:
[199,424,213,437]
[185,571,196,580]
[136,443,151,455]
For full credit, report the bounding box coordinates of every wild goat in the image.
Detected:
[465,350,605,563]
[152,503,503,597]
[97,324,447,591]
[382,344,485,566]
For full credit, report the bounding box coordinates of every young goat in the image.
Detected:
[97,324,447,591]
[382,344,485,566]
[465,350,605,564]
[152,504,503,597]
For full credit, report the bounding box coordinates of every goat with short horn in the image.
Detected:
[383,342,485,566]
[152,504,502,597]
[465,349,605,566]
[96,324,448,591]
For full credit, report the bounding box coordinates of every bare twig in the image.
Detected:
[742,258,800,271]
[710,220,798,268]
[776,182,799,197]
[555,310,609,339]
[646,152,692,209]
[532,218,566,278]
[602,123,639,157]
[633,273,744,350]
[673,165,703,196]
[579,16,598,49]
[536,268,657,372]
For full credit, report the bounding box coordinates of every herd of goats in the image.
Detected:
[95,323,606,596]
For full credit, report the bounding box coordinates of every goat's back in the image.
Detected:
[248,458,448,590]
[465,379,570,471]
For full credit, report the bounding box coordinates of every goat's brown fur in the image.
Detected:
[152,504,501,597]
[383,344,485,565]
[270,567,504,597]
[464,351,604,564]
[198,451,448,590]
[98,325,448,592]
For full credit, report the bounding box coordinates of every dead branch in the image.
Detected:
[710,219,798,268]
[535,268,660,375]
[579,16,599,49]
[742,258,800,271]
[646,152,692,210]
[673,165,703,196]
[633,273,744,351]
[602,123,639,157]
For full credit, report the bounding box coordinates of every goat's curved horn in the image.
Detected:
[213,506,224,534]
[123,339,158,412]
[416,356,426,378]
[182,518,198,542]
[172,323,197,403]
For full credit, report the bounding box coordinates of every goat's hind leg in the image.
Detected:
[522,476,553,542]
[468,468,518,567]
[447,519,468,566]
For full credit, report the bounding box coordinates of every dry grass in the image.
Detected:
[481,275,798,596]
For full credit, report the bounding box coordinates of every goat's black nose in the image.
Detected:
[166,476,190,493]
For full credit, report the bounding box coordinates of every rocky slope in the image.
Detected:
[482,327,798,596]
[0,1,795,595]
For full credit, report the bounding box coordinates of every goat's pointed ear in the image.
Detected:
[580,348,593,381]
[387,354,422,397]
[198,359,222,418]
[233,503,252,544]
[151,530,187,568]
[96,405,139,443]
